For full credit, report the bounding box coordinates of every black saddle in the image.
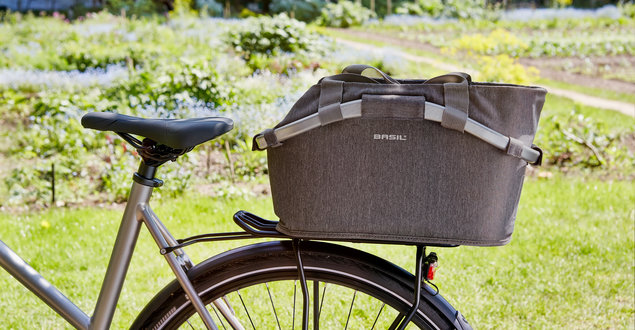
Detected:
[81,112,233,149]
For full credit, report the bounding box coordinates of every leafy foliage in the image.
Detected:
[396,0,444,17]
[227,14,325,59]
[317,1,376,28]
[0,13,329,207]
[535,111,633,172]
[395,0,500,20]
[621,2,635,18]
[104,0,163,16]
[476,54,539,85]
[269,0,325,22]
[449,29,529,57]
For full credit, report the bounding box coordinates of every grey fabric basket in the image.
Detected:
[254,65,547,246]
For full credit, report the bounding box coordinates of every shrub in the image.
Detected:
[269,0,325,22]
[317,1,376,28]
[227,14,324,60]
[395,0,443,17]
[108,58,235,110]
[449,29,529,57]
[476,54,539,85]
[620,2,635,19]
[441,0,500,20]
[535,111,633,172]
[395,0,500,20]
[105,0,162,16]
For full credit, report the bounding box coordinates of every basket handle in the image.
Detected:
[342,64,400,84]
[253,95,543,165]
[315,65,398,126]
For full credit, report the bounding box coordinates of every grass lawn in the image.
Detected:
[0,174,632,329]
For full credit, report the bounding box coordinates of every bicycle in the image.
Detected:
[0,112,472,329]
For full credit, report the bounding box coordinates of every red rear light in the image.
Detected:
[426,262,438,281]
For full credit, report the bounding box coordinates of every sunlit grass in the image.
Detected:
[0,174,632,328]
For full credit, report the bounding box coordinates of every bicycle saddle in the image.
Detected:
[81,112,233,149]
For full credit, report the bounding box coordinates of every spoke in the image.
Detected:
[313,281,320,330]
[237,290,257,330]
[370,303,386,330]
[186,319,195,330]
[265,282,282,330]
[319,283,328,316]
[210,305,227,330]
[388,313,405,330]
[344,290,357,330]
[292,281,297,330]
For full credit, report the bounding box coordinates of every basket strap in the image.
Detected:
[342,64,400,84]
[506,137,525,158]
[318,80,343,108]
[424,72,471,133]
[318,80,345,126]
[318,73,380,84]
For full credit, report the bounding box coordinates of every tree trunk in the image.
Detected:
[370,0,375,12]
[386,0,391,16]
[224,0,230,18]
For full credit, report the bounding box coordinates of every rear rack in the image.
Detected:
[160,211,288,254]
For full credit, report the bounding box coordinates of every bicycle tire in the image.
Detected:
[132,241,471,330]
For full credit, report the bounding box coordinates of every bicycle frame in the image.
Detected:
[0,164,218,330]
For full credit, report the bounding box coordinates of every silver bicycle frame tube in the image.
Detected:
[0,240,91,329]
[139,205,218,329]
[89,180,152,329]
[0,180,152,330]
[0,176,219,329]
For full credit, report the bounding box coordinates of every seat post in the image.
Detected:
[132,162,163,188]
[90,162,160,329]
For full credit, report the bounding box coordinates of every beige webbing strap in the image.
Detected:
[506,137,525,159]
[361,94,425,119]
[318,80,343,108]
[318,103,343,126]
[318,80,344,126]
[263,128,282,148]
[424,72,471,133]
[442,81,469,132]
[342,64,400,84]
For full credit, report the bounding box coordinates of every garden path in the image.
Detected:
[335,37,635,117]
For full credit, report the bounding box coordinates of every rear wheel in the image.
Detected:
[133,241,465,329]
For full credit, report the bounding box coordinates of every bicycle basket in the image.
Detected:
[253,65,546,246]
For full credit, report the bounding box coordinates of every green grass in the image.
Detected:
[0,175,633,328]
[541,93,635,132]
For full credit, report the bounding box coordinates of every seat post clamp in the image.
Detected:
[133,173,164,187]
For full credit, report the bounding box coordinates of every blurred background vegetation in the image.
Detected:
[1,0,632,19]
[0,0,632,207]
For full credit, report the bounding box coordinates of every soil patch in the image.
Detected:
[518,56,635,95]
[335,29,635,95]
